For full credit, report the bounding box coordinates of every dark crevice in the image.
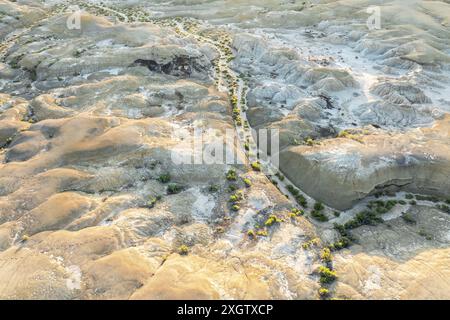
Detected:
[132,56,202,77]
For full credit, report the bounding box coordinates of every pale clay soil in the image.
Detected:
[0,0,449,299]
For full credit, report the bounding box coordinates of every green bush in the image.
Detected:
[401,212,416,224]
[178,245,189,255]
[158,173,171,183]
[231,204,240,211]
[226,169,237,181]
[251,161,261,171]
[368,200,396,212]
[167,183,183,194]
[415,194,440,202]
[328,237,352,251]
[418,229,432,240]
[314,202,324,211]
[275,172,285,181]
[320,248,332,263]
[256,229,268,237]
[405,194,414,199]
[295,194,308,208]
[287,185,299,196]
[229,194,239,203]
[318,266,337,284]
[333,211,341,217]
[385,200,397,210]
[305,137,314,146]
[311,210,328,222]
[344,210,383,229]
[146,195,161,208]
[290,208,304,216]
[265,214,282,226]
[301,238,320,250]
[209,185,219,193]
[318,287,330,298]
[436,204,450,214]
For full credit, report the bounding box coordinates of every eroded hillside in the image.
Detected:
[0,0,449,299]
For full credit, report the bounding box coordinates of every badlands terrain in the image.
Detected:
[0,0,450,300]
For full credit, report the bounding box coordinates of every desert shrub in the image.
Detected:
[328,237,352,251]
[209,185,219,193]
[158,173,171,183]
[338,130,349,138]
[226,168,237,181]
[286,185,299,196]
[311,210,328,222]
[436,204,450,214]
[415,194,440,202]
[265,214,282,226]
[275,172,285,181]
[229,194,239,203]
[385,200,397,210]
[146,195,162,208]
[247,229,256,238]
[178,245,189,255]
[290,208,303,217]
[418,229,433,240]
[216,226,225,233]
[314,202,324,211]
[368,200,396,213]
[320,248,332,263]
[167,183,183,194]
[295,194,308,208]
[251,161,261,171]
[344,210,383,229]
[231,204,240,211]
[318,287,330,298]
[318,266,337,284]
[305,137,314,146]
[243,178,252,187]
[256,229,268,236]
[334,223,355,239]
[302,238,320,250]
[401,212,416,224]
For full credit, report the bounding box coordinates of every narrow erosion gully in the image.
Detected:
[44,1,323,213]
[171,18,308,208]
